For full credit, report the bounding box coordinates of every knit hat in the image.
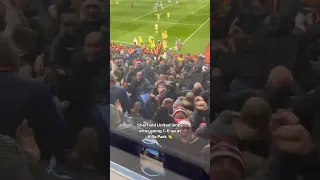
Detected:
[177,120,191,127]
[173,97,185,107]
[236,97,272,140]
[172,106,186,117]
[183,92,195,107]
[0,135,32,180]
[210,141,244,176]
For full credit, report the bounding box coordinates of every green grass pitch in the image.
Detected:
[110,0,210,54]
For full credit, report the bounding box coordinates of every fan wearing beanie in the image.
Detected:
[210,141,244,180]
[172,106,187,123]
[209,97,272,178]
[135,59,142,71]
[210,97,272,148]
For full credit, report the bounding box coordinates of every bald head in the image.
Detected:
[136,71,143,81]
[240,97,272,130]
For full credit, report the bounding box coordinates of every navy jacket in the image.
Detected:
[0,71,67,160]
[110,83,131,112]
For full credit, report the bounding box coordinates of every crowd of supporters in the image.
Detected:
[211,0,320,180]
[110,39,211,180]
[0,0,108,179]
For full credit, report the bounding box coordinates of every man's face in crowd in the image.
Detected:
[173,111,186,120]
[211,157,242,180]
[135,62,142,69]
[159,74,165,81]
[61,13,79,36]
[129,66,134,72]
[84,32,103,58]
[157,84,165,93]
[115,59,122,67]
[136,72,143,81]
[179,125,192,144]
[84,3,101,22]
[168,75,174,81]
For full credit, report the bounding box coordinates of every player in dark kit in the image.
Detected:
[131,0,133,7]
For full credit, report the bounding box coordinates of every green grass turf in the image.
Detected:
[110,0,210,54]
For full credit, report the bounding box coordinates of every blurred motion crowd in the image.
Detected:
[109,42,211,179]
[211,0,320,180]
[0,0,108,179]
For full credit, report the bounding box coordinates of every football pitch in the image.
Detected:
[110,0,210,54]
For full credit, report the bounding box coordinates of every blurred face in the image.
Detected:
[179,125,192,144]
[173,111,186,123]
[211,157,242,180]
[135,62,142,68]
[116,60,122,67]
[136,72,143,81]
[61,14,79,36]
[84,4,101,22]
[159,74,165,81]
[84,33,103,57]
[157,84,165,92]
[129,66,134,72]
[174,112,186,119]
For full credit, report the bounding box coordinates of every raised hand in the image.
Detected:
[16,119,40,160]
[194,96,208,111]
[161,98,173,109]
[270,111,314,154]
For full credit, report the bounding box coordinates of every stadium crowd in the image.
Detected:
[109,40,211,180]
[0,0,107,179]
[211,0,320,180]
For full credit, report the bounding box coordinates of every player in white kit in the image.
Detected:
[168,0,171,3]
[176,0,178,4]
[153,2,158,10]
[133,38,138,45]
[116,0,119,5]
[160,1,164,9]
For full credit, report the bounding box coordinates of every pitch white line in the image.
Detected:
[111,40,133,44]
[133,19,200,26]
[132,0,184,20]
[191,4,208,14]
[182,18,209,44]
